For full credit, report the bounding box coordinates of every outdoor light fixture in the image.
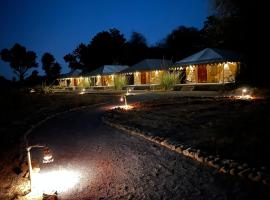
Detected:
[26,145,54,192]
[79,88,86,95]
[43,147,54,163]
[120,96,124,102]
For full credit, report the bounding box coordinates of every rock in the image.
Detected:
[175,146,183,154]
[248,172,262,182]
[219,166,229,174]
[183,148,191,156]
[208,160,220,169]
[262,179,270,187]
[196,155,204,163]
[229,168,238,175]
[238,168,251,177]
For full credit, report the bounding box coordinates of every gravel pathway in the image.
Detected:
[28,103,270,200]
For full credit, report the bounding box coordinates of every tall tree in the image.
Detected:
[208,0,269,85]
[41,52,61,82]
[64,28,127,72]
[163,26,204,61]
[126,32,148,65]
[0,43,38,81]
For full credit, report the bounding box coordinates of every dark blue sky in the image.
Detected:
[0,0,209,80]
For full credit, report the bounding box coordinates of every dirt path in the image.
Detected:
[27,103,270,200]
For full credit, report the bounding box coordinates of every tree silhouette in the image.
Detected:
[162,26,203,61]
[64,28,127,72]
[25,70,43,86]
[125,32,148,65]
[41,52,61,83]
[0,43,38,82]
[208,0,269,85]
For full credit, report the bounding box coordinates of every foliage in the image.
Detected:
[0,43,38,81]
[41,83,54,94]
[41,52,61,83]
[125,32,148,65]
[64,28,127,72]
[162,26,204,60]
[160,73,177,90]
[114,76,126,90]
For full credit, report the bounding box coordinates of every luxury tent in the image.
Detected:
[84,65,129,87]
[120,59,173,85]
[58,69,83,88]
[173,48,241,84]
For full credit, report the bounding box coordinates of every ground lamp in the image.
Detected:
[242,88,247,96]
[120,94,128,107]
[26,145,54,191]
[118,94,133,110]
[126,87,132,95]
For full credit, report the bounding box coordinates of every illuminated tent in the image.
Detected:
[174,48,241,84]
[59,69,82,78]
[84,65,129,86]
[176,48,241,66]
[58,69,82,87]
[120,59,173,85]
[121,59,173,73]
[85,65,129,76]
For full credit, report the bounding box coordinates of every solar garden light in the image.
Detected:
[26,145,54,191]
[126,87,132,95]
[242,88,247,96]
[120,94,128,107]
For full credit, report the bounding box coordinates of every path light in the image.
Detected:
[242,88,247,96]
[26,145,54,192]
[115,94,133,110]
[79,88,86,95]
[120,96,124,102]
[126,87,132,96]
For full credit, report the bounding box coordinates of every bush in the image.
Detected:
[114,76,127,90]
[160,73,177,90]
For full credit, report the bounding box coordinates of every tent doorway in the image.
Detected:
[126,74,134,85]
[141,72,146,84]
[198,65,207,83]
[73,78,77,86]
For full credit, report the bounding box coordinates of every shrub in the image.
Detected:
[160,73,177,90]
[114,76,126,90]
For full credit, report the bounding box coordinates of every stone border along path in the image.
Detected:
[102,116,270,188]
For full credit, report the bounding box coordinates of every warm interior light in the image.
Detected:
[242,88,247,93]
[29,169,80,197]
[120,97,124,102]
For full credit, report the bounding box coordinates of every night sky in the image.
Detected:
[0,0,208,80]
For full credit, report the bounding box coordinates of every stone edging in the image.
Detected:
[102,117,270,187]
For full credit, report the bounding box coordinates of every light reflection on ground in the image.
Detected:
[26,169,81,198]
[111,105,134,110]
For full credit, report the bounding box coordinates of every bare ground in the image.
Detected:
[104,96,270,171]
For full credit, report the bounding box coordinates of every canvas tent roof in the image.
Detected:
[60,69,82,78]
[85,65,129,76]
[121,59,173,73]
[176,48,241,66]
